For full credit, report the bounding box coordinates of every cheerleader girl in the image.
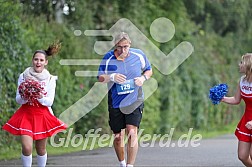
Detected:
[2,42,67,167]
[222,53,252,167]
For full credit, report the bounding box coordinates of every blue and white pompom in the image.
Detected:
[209,83,228,105]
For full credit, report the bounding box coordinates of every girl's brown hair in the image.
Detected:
[33,41,61,59]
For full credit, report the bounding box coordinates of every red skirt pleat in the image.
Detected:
[235,114,252,142]
[2,103,67,140]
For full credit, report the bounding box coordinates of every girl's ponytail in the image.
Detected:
[33,40,61,58]
[45,40,61,57]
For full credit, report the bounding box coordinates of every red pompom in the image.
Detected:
[18,79,46,106]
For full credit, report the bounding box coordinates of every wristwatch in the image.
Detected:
[143,74,148,81]
[110,73,116,82]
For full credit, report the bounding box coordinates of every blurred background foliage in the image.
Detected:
[1,0,251,157]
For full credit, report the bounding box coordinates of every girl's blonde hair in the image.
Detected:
[242,53,252,82]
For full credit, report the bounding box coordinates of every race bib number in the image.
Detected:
[116,79,135,95]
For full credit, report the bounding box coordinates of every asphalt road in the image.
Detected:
[0,134,243,167]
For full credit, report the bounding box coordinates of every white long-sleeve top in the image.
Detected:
[16,73,57,115]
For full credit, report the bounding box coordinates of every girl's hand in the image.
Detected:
[38,93,44,99]
[245,121,252,130]
[220,96,226,102]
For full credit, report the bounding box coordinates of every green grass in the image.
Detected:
[172,121,237,140]
[0,144,92,160]
[0,121,237,161]
[0,134,109,161]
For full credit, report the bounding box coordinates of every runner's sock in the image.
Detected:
[127,164,133,167]
[21,153,32,167]
[37,153,47,167]
[120,159,126,167]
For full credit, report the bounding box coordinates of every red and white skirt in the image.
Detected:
[2,103,67,140]
[235,113,252,142]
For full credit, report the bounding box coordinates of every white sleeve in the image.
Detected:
[16,74,28,104]
[37,76,57,107]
